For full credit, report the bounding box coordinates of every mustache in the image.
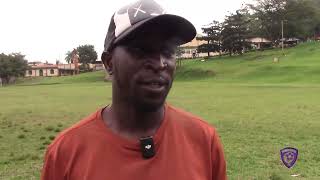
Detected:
[137,75,170,85]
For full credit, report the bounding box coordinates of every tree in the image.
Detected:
[221,10,251,56]
[197,21,222,57]
[197,44,217,56]
[0,53,28,85]
[248,0,320,41]
[65,44,98,71]
[248,0,286,41]
[176,46,184,59]
[77,45,98,65]
[283,0,320,40]
[65,51,72,63]
[175,46,184,68]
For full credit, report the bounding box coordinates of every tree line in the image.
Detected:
[0,45,98,86]
[197,0,320,56]
[0,53,28,85]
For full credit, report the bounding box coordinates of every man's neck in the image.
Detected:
[102,102,165,140]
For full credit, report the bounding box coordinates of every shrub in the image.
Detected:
[17,134,25,139]
[15,154,31,161]
[48,135,55,141]
[43,141,50,145]
[45,126,54,131]
[31,155,39,160]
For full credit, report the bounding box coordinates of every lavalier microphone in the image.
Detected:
[139,136,155,159]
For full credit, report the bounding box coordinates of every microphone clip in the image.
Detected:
[139,136,155,159]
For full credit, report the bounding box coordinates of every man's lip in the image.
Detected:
[137,78,169,86]
[138,82,167,86]
[138,83,166,92]
[137,77,169,93]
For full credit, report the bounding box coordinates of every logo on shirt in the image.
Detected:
[280,147,298,168]
[145,145,152,149]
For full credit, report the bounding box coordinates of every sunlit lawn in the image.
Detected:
[0,81,319,179]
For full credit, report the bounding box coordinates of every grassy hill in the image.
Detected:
[176,41,320,84]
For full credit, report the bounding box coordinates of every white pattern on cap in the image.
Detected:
[114,8,132,37]
[133,4,146,17]
[103,0,196,52]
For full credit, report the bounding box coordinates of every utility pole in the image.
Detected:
[281,20,284,53]
[281,20,288,55]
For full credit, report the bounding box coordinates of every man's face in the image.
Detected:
[110,32,177,112]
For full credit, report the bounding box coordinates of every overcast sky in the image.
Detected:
[0,0,253,63]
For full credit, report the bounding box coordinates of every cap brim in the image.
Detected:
[113,14,196,46]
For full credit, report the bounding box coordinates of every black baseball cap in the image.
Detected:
[103,0,196,52]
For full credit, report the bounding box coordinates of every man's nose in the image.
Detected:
[144,54,167,71]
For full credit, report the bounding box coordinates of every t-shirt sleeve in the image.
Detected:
[41,144,67,180]
[211,128,227,180]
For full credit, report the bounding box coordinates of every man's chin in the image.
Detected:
[134,100,165,113]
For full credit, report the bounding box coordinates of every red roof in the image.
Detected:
[30,64,58,69]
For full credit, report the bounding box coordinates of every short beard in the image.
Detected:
[134,99,165,113]
[131,83,172,113]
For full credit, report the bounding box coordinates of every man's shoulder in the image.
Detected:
[167,104,213,126]
[166,104,217,135]
[47,109,103,152]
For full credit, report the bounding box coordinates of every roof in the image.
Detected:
[180,34,206,48]
[279,38,300,42]
[248,37,272,43]
[92,61,103,64]
[29,64,58,69]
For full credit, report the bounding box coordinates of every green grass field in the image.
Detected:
[1,42,319,179]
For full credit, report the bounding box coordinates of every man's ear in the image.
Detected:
[101,52,113,75]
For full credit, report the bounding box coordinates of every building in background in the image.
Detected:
[179,34,219,58]
[247,37,272,49]
[57,63,78,76]
[25,63,59,77]
[91,61,104,71]
[25,61,104,77]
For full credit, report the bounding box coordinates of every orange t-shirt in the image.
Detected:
[41,104,226,180]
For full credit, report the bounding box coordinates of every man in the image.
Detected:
[41,0,226,179]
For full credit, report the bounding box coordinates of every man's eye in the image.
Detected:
[129,47,142,53]
[161,49,175,58]
[126,47,145,57]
